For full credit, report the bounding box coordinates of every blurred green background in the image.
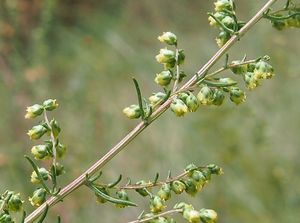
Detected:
[0,0,299,222]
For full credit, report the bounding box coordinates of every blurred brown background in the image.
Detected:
[0,0,299,222]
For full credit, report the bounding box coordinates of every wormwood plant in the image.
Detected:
[1,0,299,223]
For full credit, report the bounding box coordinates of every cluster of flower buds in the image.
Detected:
[0,190,24,222]
[208,0,243,47]
[174,202,218,223]
[267,4,300,30]
[230,56,275,90]
[135,163,222,222]
[25,99,66,207]
[123,31,186,120]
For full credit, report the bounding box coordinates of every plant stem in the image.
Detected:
[24,1,277,222]
[128,209,183,223]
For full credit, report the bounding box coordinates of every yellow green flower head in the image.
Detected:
[29,188,47,207]
[197,86,214,105]
[149,92,166,105]
[222,16,235,29]
[216,31,230,47]
[208,12,226,27]
[43,99,58,111]
[30,168,49,184]
[7,192,24,212]
[155,48,176,66]
[183,208,201,223]
[27,125,48,140]
[25,104,43,119]
[155,70,173,86]
[186,94,199,112]
[157,183,171,201]
[199,209,218,223]
[150,196,165,213]
[31,145,50,160]
[123,104,141,119]
[171,180,186,194]
[214,0,234,12]
[254,60,274,79]
[171,99,188,117]
[212,89,225,106]
[229,86,246,105]
[244,72,260,90]
[158,32,177,45]
[230,60,248,75]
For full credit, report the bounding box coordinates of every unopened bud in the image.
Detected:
[157,183,171,201]
[149,92,167,105]
[212,89,225,106]
[199,209,218,223]
[158,32,177,45]
[216,31,230,48]
[155,70,173,86]
[25,104,44,119]
[229,87,246,105]
[171,99,188,117]
[155,48,176,68]
[31,145,50,160]
[50,119,61,138]
[208,12,226,26]
[29,188,47,207]
[197,86,214,105]
[30,168,49,184]
[123,105,141,119]
[230,60,248,75]
[57,143,67,158]
[7,192,23,212]
[150,196,165,213]
[171,180,186,194]
[214,0,234,12]
[43,99,58,111]
[27,125,48,140]
[186,94,199,112]
[116,190,129,208]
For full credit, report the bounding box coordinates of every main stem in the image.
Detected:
[24,1,276,222]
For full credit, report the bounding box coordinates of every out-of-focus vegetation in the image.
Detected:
[0,0,299,222]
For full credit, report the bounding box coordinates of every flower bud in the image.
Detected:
[115,190,129,208]
[7,192,23,212]
[184,178,198,196]
[202,169,212,182]
[186,94,199,112]
[254,60,274,79]
[214,0,234,12]
[31,145,50,160]
[31,168,49,184]
[29,188,47,207]
[96,187,109,203]
[221,16,235,29]
[212,89,225,106]
[178,92,189,103]
[215,31,230,48]
[57,143,67,158]
[27,125,48,140]
[183,208,201,223]
[199,209,218,223]
[185,163,198,175]
[178,49,185,65]
[0,212,13,223]
[157,183,171,201]
[197,86,214,105]
[149,92,167,105]
[123,105,141,119]
[150,196,165,213]
[156,49,176,65]
[171,180,186,194]
[25,104,44,119]
[229,87,246,105]
[207,164,223,175]
[43,99,58,111]
[192,170,206,186]
[155,70,173,86]
[171,99,188,117]
[208,12,226,26]
[135,180,149,197]
[244,72,260,90]
[50,119,61,138]
[54,162,65,176]
[230,60,248,75]
[158,32,177,46]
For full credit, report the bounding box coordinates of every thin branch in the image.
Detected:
[128,209,182,223]
[24,1,277,222]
